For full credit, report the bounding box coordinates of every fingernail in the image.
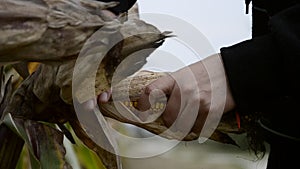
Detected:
[98,92,108,103]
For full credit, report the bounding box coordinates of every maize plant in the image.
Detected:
[0,0,264,169]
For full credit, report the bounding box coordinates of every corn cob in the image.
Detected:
[99,71,244,144]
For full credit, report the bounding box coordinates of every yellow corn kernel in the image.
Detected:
[160,103,165,109]
[156,103,160,109]
[134,101,138,108]
[124,101,129,106]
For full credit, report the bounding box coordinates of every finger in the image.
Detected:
[138,75,174,111]
[191,107,209,134]
[137,91,152,111]
[162,83,181,128]
[144,74,175,95]
[191,92,211,133]
[97,89,112,104]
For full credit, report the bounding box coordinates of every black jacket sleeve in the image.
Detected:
[220,3,300,138]
[99,0,137,15]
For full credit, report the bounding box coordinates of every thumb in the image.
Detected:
[138,74,174,111]
[97,89,112,104]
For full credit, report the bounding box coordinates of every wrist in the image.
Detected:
[201,53,236,113]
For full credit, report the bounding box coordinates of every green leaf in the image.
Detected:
[73,140,106,169]
[16,146,31,169]
[3,113,71,169]
[65,123,106,169]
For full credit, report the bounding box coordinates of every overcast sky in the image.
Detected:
[138,0,252,50]
[136,0,252,71]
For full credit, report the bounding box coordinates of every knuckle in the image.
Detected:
[145,83,156,94]
[199,90,211,103]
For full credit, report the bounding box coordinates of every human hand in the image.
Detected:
[137,54,236,136]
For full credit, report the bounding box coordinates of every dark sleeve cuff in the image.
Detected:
[220,34,283,114]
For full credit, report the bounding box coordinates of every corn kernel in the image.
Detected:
[156,103,160,109]
[124,101,129,106]
[134,101,138,108]
[160,103,165,109]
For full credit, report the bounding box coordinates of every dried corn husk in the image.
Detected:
[0,0,117,62]
[1,1,171,168]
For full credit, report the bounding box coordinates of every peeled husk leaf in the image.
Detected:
[1,6,171,169]
[71,19,171,104]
